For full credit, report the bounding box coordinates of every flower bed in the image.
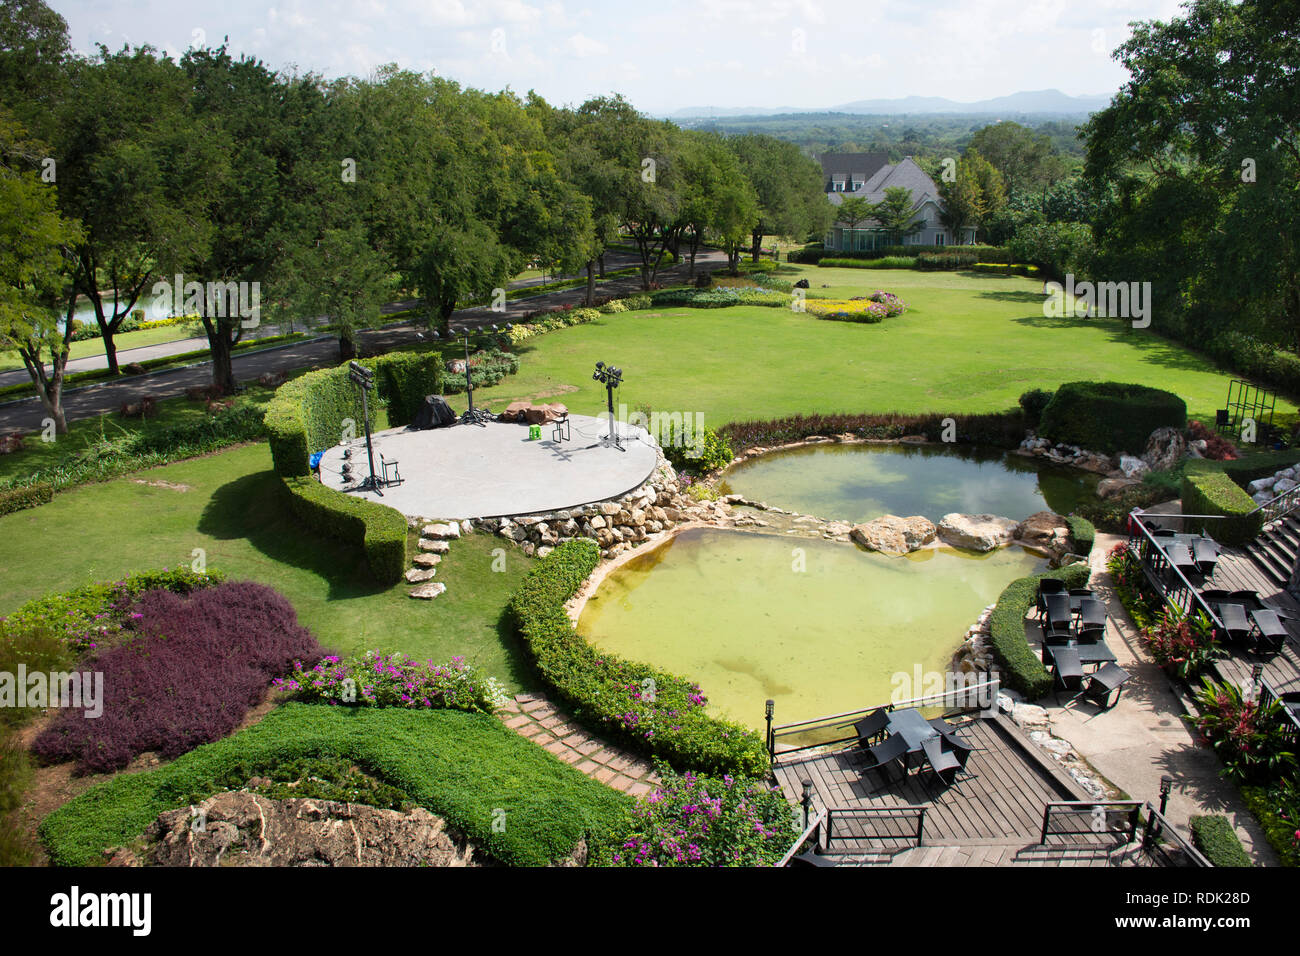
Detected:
[31,581,323,774]
[591,767,798,866]
[274,651,509,714]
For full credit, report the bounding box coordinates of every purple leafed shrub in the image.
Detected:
[32,582,323,774]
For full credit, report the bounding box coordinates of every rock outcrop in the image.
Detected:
[1014,511,1072,559]
[937,513,1019,552]
[1142,427,1187,472]
[135,792,479,867]
[849,515,937,554]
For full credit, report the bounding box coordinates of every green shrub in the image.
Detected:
[988,564,1092,698]
[1189,814,1253,867]
[0,482,54,515]
[1180,465,1263,545]
[623,293,652,310]
[648,288,790,309]
[1018,388,1054,429]
[38,703,630,867]
[1038,381,1187,455]
[662,426,734,474]
[916,251,978,270]
[970,262,1041,277]
[1239,780,1300,867]
[506,541,769,778]
[282,476,407,585]
[819,256,917,269]
[265,350,443,478]
[441,349,520,395]
[1204,331,1300,401]
[793,244,1008,265]
[1065,515,1096,556]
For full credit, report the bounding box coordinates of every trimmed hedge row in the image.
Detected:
[988,563,1093,699]
[1180,464,1263,546]
[265,351,443,478]
[1039,381,1187,455]
[38,703,630,868]
[1065,515,1096,557]
[506,540,770,778]
[0,482,54,516]
[1189,814,1253,867]
[282,476,407,585]
[789,244,1010,265]
[717,409,1026,452]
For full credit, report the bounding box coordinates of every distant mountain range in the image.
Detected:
[667,89,1111,119]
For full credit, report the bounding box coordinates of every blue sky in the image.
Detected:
[53,0,1189,114]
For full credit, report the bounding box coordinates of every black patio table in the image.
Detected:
[885,707,939,765]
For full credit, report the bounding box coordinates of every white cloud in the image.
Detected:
[564,32,608,58]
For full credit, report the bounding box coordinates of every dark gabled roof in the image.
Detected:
[817,152,890,188]
[826,157,944,226]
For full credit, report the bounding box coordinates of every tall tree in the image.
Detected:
[730,134,831,262]
[967,121,1067,198]
[0,114,83,434]
[871,188,923,245]
[0,0,71,136]
[834,196,876,249]
[938,151,1005,244]
[675,130,757,278]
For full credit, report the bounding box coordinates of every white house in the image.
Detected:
[818,153,977,251]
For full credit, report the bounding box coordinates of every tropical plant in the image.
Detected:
[1190,677,1296,783]
[1141,601,1222,680]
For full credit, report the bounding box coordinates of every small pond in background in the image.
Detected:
[717,443,1097,523]
[577,528,1046,730]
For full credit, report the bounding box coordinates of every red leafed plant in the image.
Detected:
[32,581,323,774]
[1188,420,1239,460]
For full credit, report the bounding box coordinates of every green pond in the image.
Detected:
[577,528,1046,730]
[718,443,1096,523]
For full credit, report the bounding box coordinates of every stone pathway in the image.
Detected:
[496,693,660,797]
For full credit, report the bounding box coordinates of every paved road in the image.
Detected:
[0,251,649,390]
[0,249,725,433]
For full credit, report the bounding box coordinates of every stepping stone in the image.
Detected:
[412,553,442,568]
[418,539,451,554]
[406,567,437,583]
[408,582,447,600]
[422,522,461,540]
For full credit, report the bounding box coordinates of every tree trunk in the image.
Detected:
[209,330,237,394]
[438,298,456,337]
[751,230,763,263]
[102,325,120,375]
[339,335,356,362]
[586,261,595,307]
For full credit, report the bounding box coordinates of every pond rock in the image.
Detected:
[1014,511,1071,557]
[1142,427,1186,472]
[937,513,1018,552]
[849,515,936,554]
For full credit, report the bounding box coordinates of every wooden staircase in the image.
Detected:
[1245,514,1300,589]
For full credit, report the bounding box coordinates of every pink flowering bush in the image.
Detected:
[31,581,322,774]
[593,768,799,867]
[273,651,508,714]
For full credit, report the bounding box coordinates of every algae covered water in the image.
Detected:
[577,528,1045,729]
[717,443,1095,523]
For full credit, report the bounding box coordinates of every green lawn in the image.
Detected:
[474,267,1295,427]
[0,321,204,373]
[0,442,540,692]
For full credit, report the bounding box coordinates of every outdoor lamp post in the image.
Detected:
[1251,663,1264,701]
[765,699,775,762]
[801,780,814,831]
[1158,774,1174,816]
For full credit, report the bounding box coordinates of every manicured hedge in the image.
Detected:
[649,287,790,309]
[790,244,1009,265]
[818,256,918,270]
[38,703,630,868]
[265,350,443,478]
[1239,784,1300,867]
[1180,464,1263,546]
[1189,814,1253,867]
[717,409,1026,452]
[988,563,1092,699]
[506,540,770,778]
[0,482,54,516]
[1038,381,1187,455]
[1065,515,1096,556]
[282,476,407,585]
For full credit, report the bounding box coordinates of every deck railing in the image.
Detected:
[776,808,828,867]
[1125,513,1226,633]
[1260,678,1300,744]
[1142,805,1213,867]
[766,678,1000,762]
[825,806,927,850]
[1040,800,1143,846]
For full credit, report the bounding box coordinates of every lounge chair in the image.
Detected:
[860,733,909,784]
[1212,601,1253,643]
[1078,597,1107,631]
[1192,537,1220,575]
[854,708,890,746]
[919,736,967,789]
[1249,609,1291,655]
[1043,593,1073,637]
[1083,663,1131,710]
[1036,578,1066,619]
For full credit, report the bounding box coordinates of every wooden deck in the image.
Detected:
[1201,545,1300,696]
[774,713,1160,866]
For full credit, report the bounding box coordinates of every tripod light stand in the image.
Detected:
[592,361,624,451]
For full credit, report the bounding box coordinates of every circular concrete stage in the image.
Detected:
[318,414,659,520]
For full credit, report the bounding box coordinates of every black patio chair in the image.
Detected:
[1212,601,1253,644]
[1043,593,1073,637]
[1200,588,1232,604]
[1083,663,1131,710]
[1036,578,1066,619]
[860,733,909,784]
[854,708,890,747]
[1230,589,1262,609]
[919,735,967,790]
[1249,608,1291,655]
[1078,597,1108,631]
[1192,537,1220,576]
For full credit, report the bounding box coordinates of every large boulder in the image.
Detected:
[1142,427,1187,472]
[1097,476,1141,499]
[850,515,936,554]
[1073,451,1115,474]
[1014,511,1071,557]
[937,513,1018,552]
[141,792,478,867]
[1118,455,1149,479]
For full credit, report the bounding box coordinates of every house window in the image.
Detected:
[935,233,946,246]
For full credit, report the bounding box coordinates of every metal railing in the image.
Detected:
[1259,678,1300,743]
[777,808,828,867]
[1040,801,1143,846]
[766,678,1000,762]
[1259,481,1300,525]
[826,806,927,850]
[1142,805,1213,867]
[1126,514,1226,633]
